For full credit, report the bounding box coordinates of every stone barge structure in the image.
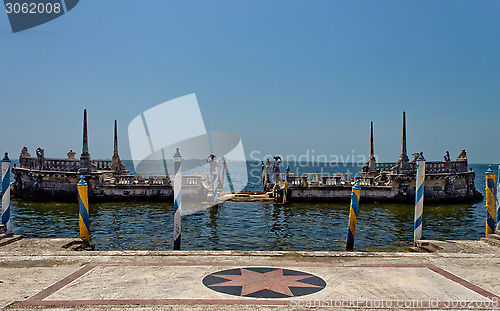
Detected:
[273,112,482,203]
[12,110,482,203]
[12,110,208,202]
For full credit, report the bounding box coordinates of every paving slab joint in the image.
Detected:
[0,235,22,248]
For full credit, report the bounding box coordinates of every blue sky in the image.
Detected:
[0,0,499,163]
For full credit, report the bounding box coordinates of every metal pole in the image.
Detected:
[283,166,290,204]
[173,148,182,250]
[485,165,495,236]
[1,153,11,232]
[414,152,426,243]
[77,175,90,245]
[346,180,361,250]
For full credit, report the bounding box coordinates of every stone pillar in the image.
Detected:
[111,120,125,173]
[79,109,92,172]
[397,111,410,173]
[368,121,377,173]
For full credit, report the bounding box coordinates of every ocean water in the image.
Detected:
[7,162,495,252]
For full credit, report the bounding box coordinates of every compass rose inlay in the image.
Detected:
[202,267,326,298]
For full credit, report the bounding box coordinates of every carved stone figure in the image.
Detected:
[273,156,282,183]
[20,147,30,158]
[36,148,44,158]
[444,151,450,162]
[457,150,467,161]
[67,150,76,160]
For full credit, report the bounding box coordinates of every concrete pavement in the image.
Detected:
[0,238,499,310]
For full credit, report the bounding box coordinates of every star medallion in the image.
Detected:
[203,267,326,298]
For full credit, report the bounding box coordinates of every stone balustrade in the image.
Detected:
[183,175,202,186]
[377,162,397,171]
[193,173,210,181]
[19,157,80,172]
[279,173,294,180]
[287,173,353,187]
[92,160,112,171]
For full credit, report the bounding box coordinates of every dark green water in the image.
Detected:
[8,164,493,252]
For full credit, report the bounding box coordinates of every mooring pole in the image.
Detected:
[77,176,90,245]
[283,166,290,204]
[1,153,11,232]
[173,148,182,250]
[496,164,500,232]
[485,165,495,236]
[261,161,265,187]
[414,152,426,243]
[213,162,219,204]
[222,157,235,194]
[346,180,361,250]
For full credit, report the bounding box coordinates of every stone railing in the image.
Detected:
[375,160,469,174]
[377,162,397,171]
[451,161,468,172]
[306,173,322,185]
[425,162,447,173]
[193,173,210,181]
[106,175,172,186]
[19,157,80,172]
[92,160,112,171]
[288,173,352,187]
[279,173,294,180]
[409,161,468,174]
[183,175,202,186]
[289,176,307,186]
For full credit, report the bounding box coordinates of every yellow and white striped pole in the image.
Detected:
[1,153,11,232]
[77,176,90,245]
[414,152,426,243]
[346,180,361,250]
[283,166,290,204]
[173,148,182,250]
[485,165,495,236]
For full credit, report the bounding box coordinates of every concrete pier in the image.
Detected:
[0,236,499,310]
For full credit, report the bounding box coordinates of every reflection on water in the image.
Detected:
[8,164,492,252]
[10,199,485,252]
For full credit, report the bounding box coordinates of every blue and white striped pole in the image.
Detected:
[173,148,182,250]
[346,180,361,250]
[1,153,11,232]
[283,166,290,204]
[213,161,219,204]
[414,152,426,243]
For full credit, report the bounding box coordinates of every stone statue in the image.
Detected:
[36,148,44,158]
[20,147,30,158]
[444,151,450,162]
[273,156,282,183]
[265,159,271,184]
[67,150,76,160]
[457,150,467,161]
[207,154,217,183]
[411,153,420,163]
